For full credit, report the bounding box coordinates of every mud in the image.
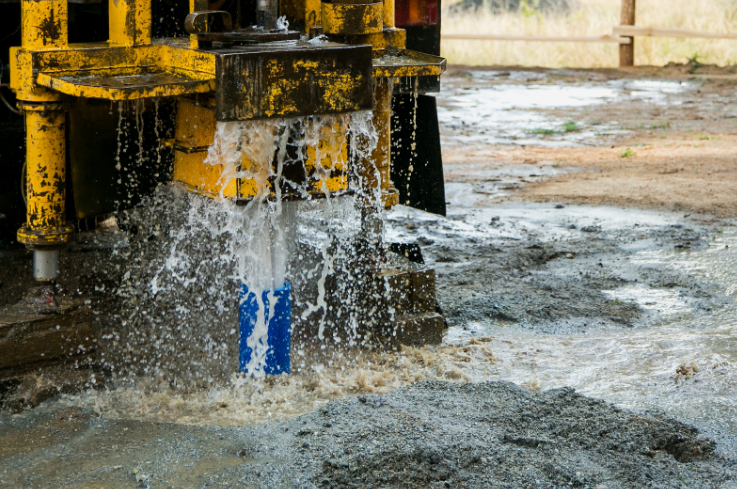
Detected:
[3,66,737,487]
[1,381,734,488]
[405,204,722,332]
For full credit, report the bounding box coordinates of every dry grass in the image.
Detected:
[442,0,737,67]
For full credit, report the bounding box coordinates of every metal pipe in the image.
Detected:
[188,0,210,48]
[24,107,67,231]
[109,0,152,46]
[21,0,68,50]
[33,248,60,282]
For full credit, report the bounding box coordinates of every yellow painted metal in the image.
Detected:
[372,78,392,191]
[174,99,350,200]
[36,72,215,101]
[220,54,370,120]
[304,116,349,194]
[305,0,323,30]
[373,50,446,78]
[327,28,406,52]
[173,98,237,198]
[21,0,67,50]
[17,105,73,246]
[321,2,383,35]
[188,0,210,48]
[174,152,239,199]
[355,78,395,204]
[15,0,68,101]
[175,98,217,149]
[383,0,395,28]
[10,42,217,102]
[109,0,152,46]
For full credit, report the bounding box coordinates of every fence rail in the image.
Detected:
[441,0,737,67]
[442,34,630,44]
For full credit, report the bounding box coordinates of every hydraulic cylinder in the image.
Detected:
[17,104,73,281]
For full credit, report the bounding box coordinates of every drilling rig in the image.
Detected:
[0,0,445,392]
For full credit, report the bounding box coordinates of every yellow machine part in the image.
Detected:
[21,0,68,51]
[303,117,349,195]
[173,99,349,200]
[321,2,383,35]
[109,0,152,46]
[24,108,66,229]
[17,105,74,246]
[173,98,238,198]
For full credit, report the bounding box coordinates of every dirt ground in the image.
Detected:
[443,63,737,218]
[1,382,733,488]
[3,65,737,488]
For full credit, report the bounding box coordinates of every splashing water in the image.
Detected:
[97,111,387,387]
[275,15,289,33]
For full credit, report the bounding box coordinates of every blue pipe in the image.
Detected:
[239,283,292,375]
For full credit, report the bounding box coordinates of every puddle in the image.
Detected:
[438,71,693,147]
[387,171,737,455]
[602,284,692,316]
[386,194,685,252]
[424,215,737,453]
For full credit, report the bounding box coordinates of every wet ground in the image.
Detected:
[4,66,737,487]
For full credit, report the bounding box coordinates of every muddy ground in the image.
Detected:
[3,65,737,487]
[2,382,733,488]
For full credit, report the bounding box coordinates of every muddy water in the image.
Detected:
[62,201,737,460]
[432,69,737,449]
[385,190,737,447]
[59,70,737,447]
[438,70,693,147]
[451,227,737,443]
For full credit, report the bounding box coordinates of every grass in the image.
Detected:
[529,121,581,135]
[442,0,737,67]
[562,121,580,132]
[530,128,557,134]
[619,147,636,158]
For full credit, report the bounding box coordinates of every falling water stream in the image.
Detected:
[54,76,737,459]
[68,203,737,460]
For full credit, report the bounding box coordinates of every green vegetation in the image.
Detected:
[562,121,581,132]
[619,147,636,158]
[529,121,581,135]
[687,53,702,73]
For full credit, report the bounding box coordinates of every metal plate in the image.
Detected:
[372,49,446,78]
[36,71,215,101]
[212,41,373,121]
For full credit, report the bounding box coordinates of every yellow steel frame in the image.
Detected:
[172,98,349,200]
[11,0,444,268]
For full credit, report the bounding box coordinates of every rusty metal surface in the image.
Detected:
[212,41,373,121]
[184,10,233,34]
[185,11,300,46]
[321,1,383,35]
[195,29,302,46]
[36,70,215,100]
[109,0,152,47]
[372,49,446,78]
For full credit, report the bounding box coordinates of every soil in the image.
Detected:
[443,64,737,218]
[1,381,734,488]
[3,65,737,487]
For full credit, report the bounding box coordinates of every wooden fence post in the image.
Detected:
[619,0,636,66]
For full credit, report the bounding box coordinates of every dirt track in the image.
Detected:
[442,64,737,218]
